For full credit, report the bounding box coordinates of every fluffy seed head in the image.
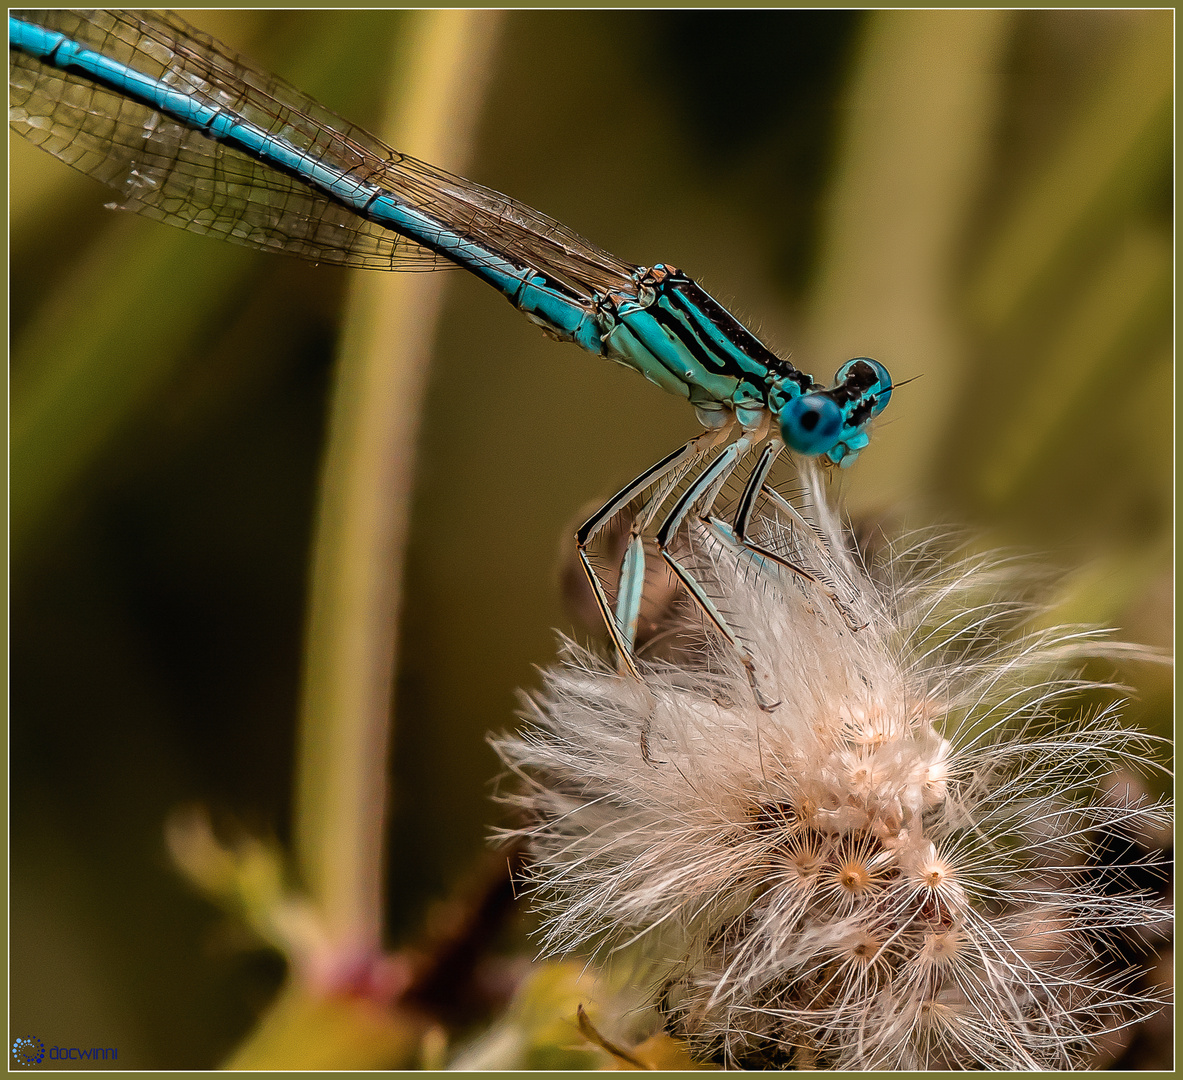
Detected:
[492,461,1170,1069]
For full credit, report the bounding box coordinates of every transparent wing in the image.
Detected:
[10,9,639,295]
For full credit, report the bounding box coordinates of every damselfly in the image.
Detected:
[10,10,894,706]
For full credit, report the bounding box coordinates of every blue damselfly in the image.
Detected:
[10,10,893,704]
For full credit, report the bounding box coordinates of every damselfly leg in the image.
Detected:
[702,443,868,634]
[576,424,735,677]
[577,417,775,706]
[579,424,869,713]
[653,427,782,710]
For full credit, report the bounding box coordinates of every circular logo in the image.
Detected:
[12,1037,45,1066]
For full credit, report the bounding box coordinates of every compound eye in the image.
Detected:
[778,394,844,456]
[835,356,892,417]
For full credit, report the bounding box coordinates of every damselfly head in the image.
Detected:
[778,393,845,456]
[835,356,893,418]
[828,429,871,467]
[781,356,893,466]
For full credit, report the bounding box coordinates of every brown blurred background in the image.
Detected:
[9,10,1171,1067]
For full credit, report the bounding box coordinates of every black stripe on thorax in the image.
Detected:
[657,271,814,394]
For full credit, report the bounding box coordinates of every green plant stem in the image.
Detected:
[805,10,1014,509]
[967,15,1172,333]
[8,12,375,565]
[293,10,505,957]
[977,224,1171,505]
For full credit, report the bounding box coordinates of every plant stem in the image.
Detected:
[806,10,1013,507]
[293,9,505,957]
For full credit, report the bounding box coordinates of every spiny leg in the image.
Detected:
[613,441,724,653]
[731,439,783,542]
[652,434,783,711]
[576,425,732,678]
[707,443,867,632]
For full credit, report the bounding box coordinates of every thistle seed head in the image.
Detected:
[492,462,1171,1069]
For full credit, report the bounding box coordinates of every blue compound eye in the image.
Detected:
[778,394,844,456]
[835,356,892,417]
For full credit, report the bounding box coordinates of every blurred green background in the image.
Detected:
[9,10,1171,1068]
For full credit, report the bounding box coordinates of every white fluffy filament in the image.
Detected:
[492,462,1170,1069]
